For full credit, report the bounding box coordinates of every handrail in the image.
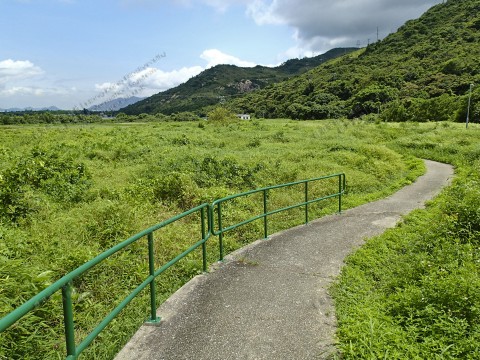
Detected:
[0,173,346,359]
[0,203,210,360]
[211,173,346,260]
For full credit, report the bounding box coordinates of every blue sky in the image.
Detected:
[0,0,443,109]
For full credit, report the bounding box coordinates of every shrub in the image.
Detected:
[350,85,399,118]
[0,148,91,222]
[207,107,237,125]
[151,172,201,210]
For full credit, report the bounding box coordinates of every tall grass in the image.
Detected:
[332,122,480,359]
[0,119,426,359]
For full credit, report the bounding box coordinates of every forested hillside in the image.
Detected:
[122,48,356,115]
[228,0,480,121]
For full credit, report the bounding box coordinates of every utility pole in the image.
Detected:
[466,83,474,128]
[377,27,379,42]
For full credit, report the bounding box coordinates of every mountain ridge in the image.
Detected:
[122,48,357,115]
[0,106,61,112]
[89,96,144,112]
[226,0,480,121]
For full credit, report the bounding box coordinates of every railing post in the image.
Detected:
[201,207,207,272]
[147,232,160,323]
[305,181,309,224]
[338,174,342,213]
[263,189,268,239]
[218,203,224,261]
[62,282,76,359]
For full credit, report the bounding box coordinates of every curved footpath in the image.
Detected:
[115,160,453,360]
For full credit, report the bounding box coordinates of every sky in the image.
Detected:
[0,0,444,110]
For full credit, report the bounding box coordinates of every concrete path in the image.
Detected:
[115,160,453,360]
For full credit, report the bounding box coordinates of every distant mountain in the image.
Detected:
[227,0,480,121]
[89,96,144,112]
[0,106,61,112]
[122,48,357,115]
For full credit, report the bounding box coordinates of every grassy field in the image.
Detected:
[332,121,480,359]
[0,119,478,359]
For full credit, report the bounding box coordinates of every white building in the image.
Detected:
[236,114,251,120]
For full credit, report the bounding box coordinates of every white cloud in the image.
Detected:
[93,65,204,100]
[0,59,44,84]
[95,82,119,92]
[247,0,444,53]
[200,49,256,68]
[246,0,283,25]
[281,44,316,61]
[0,86,69,97]
[142,66,204,90]
[0,59,76,109]
[92,49,256,99]
[0,87,42,96]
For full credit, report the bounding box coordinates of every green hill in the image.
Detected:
[121,48,356,115]
[228,0,480,121]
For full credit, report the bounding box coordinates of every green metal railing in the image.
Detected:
[0,173,345,359]
[211,173,346,260]
[0,203,210,360]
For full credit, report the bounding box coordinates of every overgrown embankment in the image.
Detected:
[333,122,480,359]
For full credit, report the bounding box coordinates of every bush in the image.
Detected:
[382,95,458,122]
[152,172,201,210]
[0,148,91,222]
[194,156,261,189]
[455,89,480,124]
[350,85,399,118]
[207,107,237,125]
